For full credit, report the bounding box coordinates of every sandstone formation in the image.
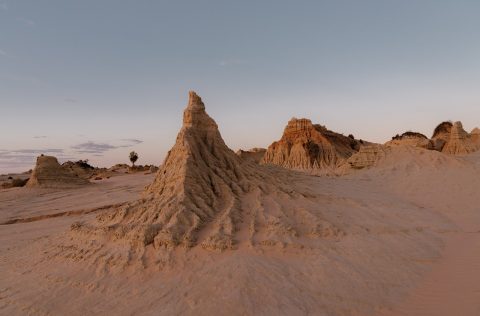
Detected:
[441,121,477,155]
[72,92,342,253]
[431,121,453,151]
[383,121,480,155]
[386,132,434,149]
[236,148,266,164]
[386,122,480,155]
[470,128,480,147]
[261,118,360,171]
[62,160,96,179]
[26,155,89,188]
[347,145,389,169]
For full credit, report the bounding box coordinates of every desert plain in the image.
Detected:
[1,92,480,316]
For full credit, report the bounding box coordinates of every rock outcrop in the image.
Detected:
[470,127,480,147]
[26,155,89,188]
[431,121,453,151]
[261,118,360,171]
[386,132,434,149]
[62,160,96,179]
[71,92,343,254]
[442,121,477,155]
[236,148,266,164]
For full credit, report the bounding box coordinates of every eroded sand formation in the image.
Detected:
[26,155,89,188]
[71,92,342,254]
[4,93,480,316]
[261,118,360,171]
[441,121,478,155]
[346,144,390,169]
[431,121,453,151]
[386,131,434,149]
[354,122,480,172]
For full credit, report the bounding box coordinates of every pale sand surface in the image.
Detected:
[1,148,479,315]
[0,173,154,223]
[377,150,480,316]
[381,232,480,316]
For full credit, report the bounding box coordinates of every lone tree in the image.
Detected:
[129,151,139,167]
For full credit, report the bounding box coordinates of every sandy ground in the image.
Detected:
[0,173,154,224]
[1,148,480,315]
[377,150,480,316]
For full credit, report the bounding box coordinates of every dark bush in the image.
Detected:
[76,160,94,169]
[1,178,29,189]
[12,178,29,187]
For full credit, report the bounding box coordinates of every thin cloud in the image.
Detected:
[64,98,77,103]
[71,139,143,155]
[0,49,6,56]
[33,135,47,139]
[72,141,116,154]
[118,139,143,146]
[0,2,7,10]
[14,148,63,154]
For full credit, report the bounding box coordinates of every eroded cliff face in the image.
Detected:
[472,128,480,146]
[26,155,89,188]
[439,121,478,155]
[430,121,452,152]
[386,121,480,156]
[261,118,360,171]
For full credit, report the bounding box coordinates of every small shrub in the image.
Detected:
[129,151,139,167]
[76,160,94,169]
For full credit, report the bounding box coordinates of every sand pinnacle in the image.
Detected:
[182,91,217,130]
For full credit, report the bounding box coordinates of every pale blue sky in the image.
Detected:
[1,0,480,173]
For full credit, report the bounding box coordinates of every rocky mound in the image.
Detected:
[62,160,96,179]
[441,121,477,155]
[261,118,360,171]
[236,148,266,163]
[471,127,480,146]
[26,155,90,188]
[346,145,389,169]
[431,121,453,151]
[71,92,342,254]
[386,131,433,149]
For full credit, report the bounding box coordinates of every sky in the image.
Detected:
[1,0,480,173]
